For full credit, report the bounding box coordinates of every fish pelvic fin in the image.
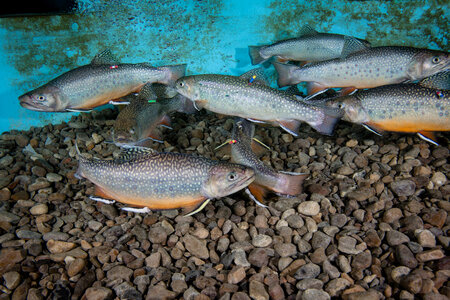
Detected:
[248,45,268,65]
[246,183,269,205]
[307,82,329,96]
[278,120,301,136]
[272,171,308,196]
[417,131,440,146]
[158,64,187,86]
[308,109,341,136]
[273,62,300,87]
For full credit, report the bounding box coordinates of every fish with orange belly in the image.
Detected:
[274,44,450,96]
[218,118,308,205]
[325,83,450,145]
[75,144,255,215]
[19,49,186,112]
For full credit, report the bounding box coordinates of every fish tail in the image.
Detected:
[273,62,299,87]
[158,64,187,86]
[248,46,267,65]
[272,171,308,196]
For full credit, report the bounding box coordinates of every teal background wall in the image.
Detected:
[0,0,448,133]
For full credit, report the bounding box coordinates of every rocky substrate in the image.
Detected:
[0,107,448,300]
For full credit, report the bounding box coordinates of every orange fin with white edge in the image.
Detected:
[307,82,329,96]
[417,131,440,146]
[363,122,384,136]
[278,120,301,136]
[275,57,289,63]
[272,171,308,196]
[90,186,116,204]
[338,87,358,96]
[183,198,210,216]
[246,183,269,205]
[158,115,172,129]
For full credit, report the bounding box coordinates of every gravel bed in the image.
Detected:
[0,107,448,300]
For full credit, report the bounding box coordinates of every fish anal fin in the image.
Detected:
[278,119,301,136]
[183,198,210,216]
[417,131,439,146]
[158,115,172,128]
[307,82,328,96]
[94,186,115,201]
[364,122,384,136]
[247,183,269,204]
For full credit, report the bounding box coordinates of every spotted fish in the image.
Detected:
[225,118,308,204]
[419,71,450,90]
[249,24,370,65]
[19,49,187,112]
[325,83,450,145]
[75,144,255,215]
[175,68,342,136]
[112,83,195,146]
[274,45,450,96]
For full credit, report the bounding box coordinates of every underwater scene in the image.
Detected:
[0,0,449,299]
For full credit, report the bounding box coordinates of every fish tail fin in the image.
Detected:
[273,62,299,87]
[248,46,267,65]
[272,171,308,196]
[158,64,187,86]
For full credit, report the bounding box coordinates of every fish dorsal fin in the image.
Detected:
[137,83,158,101]
[298,24,318,37]
[239,68,269,86]
[118,145,158,160]
[91,49,120,65]
[284,85,303,97]
[341,36,370,58]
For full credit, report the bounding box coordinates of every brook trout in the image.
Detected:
[325,83,450,145]
[274,45,450,95]
[19,50,187,112]
[419,71,450,90]
[76,145,255,215]
[249,24,370,65]
[229,118,308,203]
[175,68,341,136]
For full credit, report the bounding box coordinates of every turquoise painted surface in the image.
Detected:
[0,0,448,133]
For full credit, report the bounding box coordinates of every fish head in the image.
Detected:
[174,76,200,100]
[202,163,255,198]
[409,50,450,80]
[326,96,368,124]
[112,118,139,145]
[18,85,64,112]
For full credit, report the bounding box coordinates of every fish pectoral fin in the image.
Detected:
[338,87,358,96]
[245,184,269,208]
[306,82,329,97]
[417,131,440,146]
[251,138,271,156]
[183,198,211,216]
[278,120,301,136]
[247,118,267,124]
[109,100,130,105]
[158,115,172,129]
[341,36,370,58]
[193,100,208,111]
[363,123,384,136]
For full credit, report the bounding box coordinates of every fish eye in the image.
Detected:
[227,171,237,181]
[432,57,440,64]
[129,129,135,134]
[37,95,46,101]
[338,103,344,109]
[178,81,184,87]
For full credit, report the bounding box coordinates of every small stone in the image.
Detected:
[338,236,361,254]
[30,204,48,215]
[311,231,332,250]
[268,284,284,300]
[233,249,250,267]
[184,235,209,259]
[106,265,133,282]
[249,280,269,300]
[67,258,86,277]
[145,252,161,268]
[330,214,347,227]
[0,249,25,276]
[298,201,320,216]
[395,245,418,269]
[296,278,324,290]
[383,208,403,223]
[325,278,351,297]
[3,271,20,289]
[386,230,410,246]
[83,287,113,300]
[0,155,13,168]
[294,263,321,280]
[252,234,272,248]
[88,220,103,231]
[391,266,411,284]
[248,248,268,268]
[352,251,372,270]
[338,255,352,273]
[302,289,331,300]
[364,230,381,248]
[0,188,11,201]
[46,240,76,254]
[323,260,340,279]
[401,274,422,294]
[286,214,304,228]
[46,173,63,182]
[148,226,167,244]
[390,180,416,196]
[431,172,447,187]
[274,243,297,257]
[228,266,246,284]
[414,229,436,248]
[416,249,445,262]
[422,209,447,228]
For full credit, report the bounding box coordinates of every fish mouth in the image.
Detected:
[19,99,51,112]
[226,170,256,193]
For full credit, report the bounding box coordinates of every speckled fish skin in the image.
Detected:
[249,32,370,64]
[76,146,255,210]
[231,118,307,198]
[274,46,450,89]
[419,71,450,90]
[175,73,340,135]
[326,83,450,133]
[19,59,186,112]
[113,94,189,146]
